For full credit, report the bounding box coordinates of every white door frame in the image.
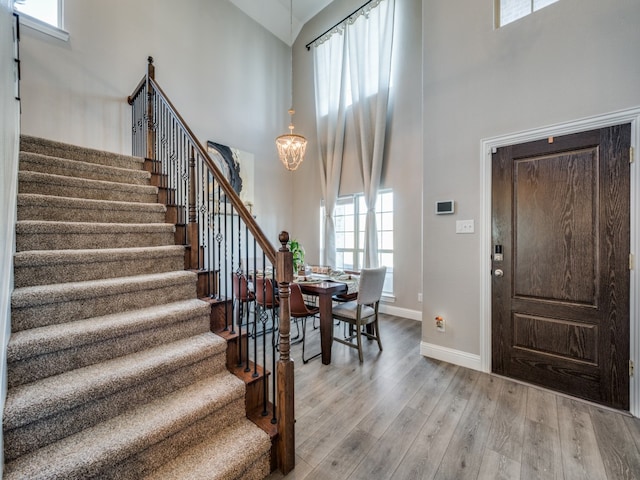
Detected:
[480,107,640,417]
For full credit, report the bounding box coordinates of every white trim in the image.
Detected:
[420,341,482,371]
[380,304,421,321]
[631,114,640,417]
[18,14,68,41]
[480,106,640,417]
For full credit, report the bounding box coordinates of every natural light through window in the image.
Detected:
[14,0,60,27]
[314,3,394,117]
[496,0,559,27]
[327,190,394,295]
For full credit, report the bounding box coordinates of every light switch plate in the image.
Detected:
[456,220,474,234]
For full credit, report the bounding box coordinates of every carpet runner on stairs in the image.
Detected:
[4,136,271,480]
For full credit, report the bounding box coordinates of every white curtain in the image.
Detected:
[313,31,349,267]
[347,0,395,268]
[313,0,395,268]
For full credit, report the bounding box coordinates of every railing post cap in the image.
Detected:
[279,231,290,251]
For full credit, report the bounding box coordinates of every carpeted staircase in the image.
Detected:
[4,136,271,479]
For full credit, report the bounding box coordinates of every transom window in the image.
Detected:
[329,190,394,295]
[495,0,559,27]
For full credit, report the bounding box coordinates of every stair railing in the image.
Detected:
[128,57,295,474]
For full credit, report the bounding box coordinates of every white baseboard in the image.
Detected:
[380,304,421,321]
[420,341,482,371]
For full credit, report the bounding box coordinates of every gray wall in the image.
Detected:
[18,0,296,242]
[422,0,640,356]
[19,0,425,320]
[17,0,638,365]
[0,0,20,472]
[294,0,424,319]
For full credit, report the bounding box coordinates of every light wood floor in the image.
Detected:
[266,314,640,480]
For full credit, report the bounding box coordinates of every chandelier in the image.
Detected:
[276,0,307,171]
[276,109,307,171]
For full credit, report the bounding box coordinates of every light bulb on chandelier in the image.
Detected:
[276,0,307,171]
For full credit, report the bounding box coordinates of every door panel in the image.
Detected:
[512,313,598,364]
[514,148,598,305]
[491,125,630,410]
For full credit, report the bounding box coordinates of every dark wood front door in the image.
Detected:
[491,124,631,410]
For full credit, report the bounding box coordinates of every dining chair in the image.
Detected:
[332,266,387,362]
[332,270,358,302]
[232,272,255,331]
[255,276,279,338]
[289,283,321,363]
[332,291,358,303]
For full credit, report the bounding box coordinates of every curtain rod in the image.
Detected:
[305,0,375,51]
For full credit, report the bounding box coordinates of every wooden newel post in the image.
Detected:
[276,231,295,474]
[146,56,156,161]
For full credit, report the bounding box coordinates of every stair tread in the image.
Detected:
[15,221,177,252]
[18,193,166,212]
[14,245,185,267]
[20,151,149,183]
[20,135,144,169]
[4,332,229,430]
[143,418,271,480]
[4,372,247,480]
[11,270,196,308]
[7,298,211,362]
[19,170,157,194]
[13,245,188,288]
[16,219,175,233]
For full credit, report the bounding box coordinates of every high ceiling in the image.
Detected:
[228,0,337,46]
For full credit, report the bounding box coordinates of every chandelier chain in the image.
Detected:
[275,0,307,171]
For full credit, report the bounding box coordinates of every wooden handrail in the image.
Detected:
[128,58,294,474]
[126,76,146,105]
[145,76,277,265]
[127,56,154,105]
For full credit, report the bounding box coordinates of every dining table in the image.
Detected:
[252,270,359,365]
[295,272,360,365]
[297,279,347,365]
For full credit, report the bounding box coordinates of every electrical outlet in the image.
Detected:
[418,293,423,302]
[456,219,474,234]
[435,316,445,332]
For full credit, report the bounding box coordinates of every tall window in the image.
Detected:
[14,0,67,40]
[312,0,395,269]
[314,13,392,117]
[496,0,559,27]
[14,0,60,27]
[329,190,394,294]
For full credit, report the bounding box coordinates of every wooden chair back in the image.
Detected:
[256,277,278,308]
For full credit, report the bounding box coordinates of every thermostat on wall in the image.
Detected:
[435,200,455,215]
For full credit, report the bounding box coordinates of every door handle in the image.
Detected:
[494,269,504,278]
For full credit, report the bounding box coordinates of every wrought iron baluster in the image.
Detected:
[129,59,293,473]
[243,222,251,373]
[252,237,259,380]
[272,269,278,425]
[260,255,268,417]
